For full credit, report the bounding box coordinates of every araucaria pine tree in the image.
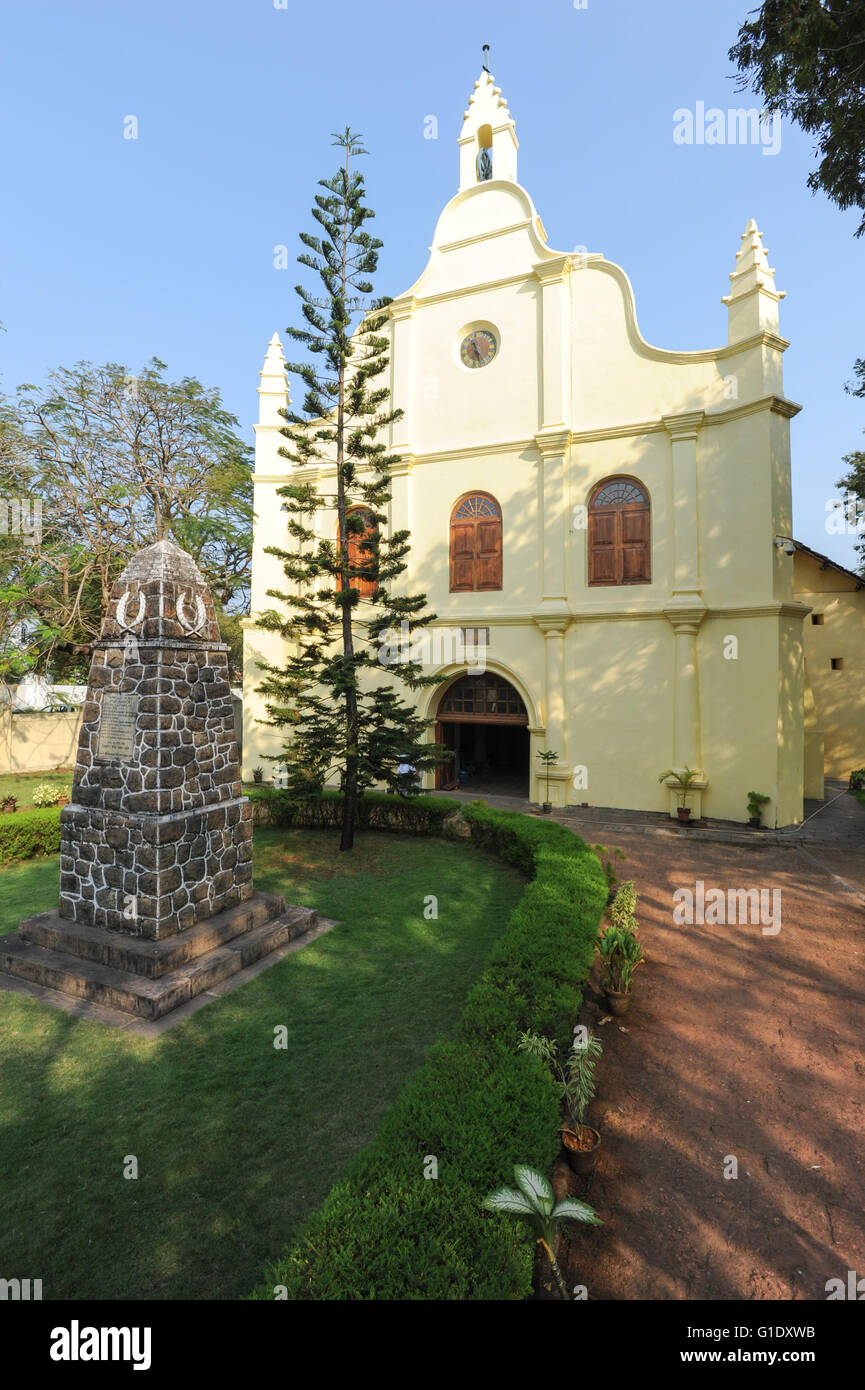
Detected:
[256,129,443,851]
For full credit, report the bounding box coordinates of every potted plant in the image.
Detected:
[536,749,557,813]
[484,1165,601,1300]
[592,843,627,905]
[1,795,17,814]
[518,1029,604,1176]
[252,767,264,784]
[658,766,700,822]
[598,880,643,1015]
[746,791,770,828]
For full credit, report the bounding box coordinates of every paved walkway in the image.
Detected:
[434,779,865,853]
[552,830,865,1301]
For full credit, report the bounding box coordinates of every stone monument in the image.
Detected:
[1,539,317,1023]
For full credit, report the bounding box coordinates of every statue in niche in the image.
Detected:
[476,144,492,182]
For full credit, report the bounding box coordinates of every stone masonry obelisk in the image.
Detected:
[1,539,317,1023]
[60,537,253,935]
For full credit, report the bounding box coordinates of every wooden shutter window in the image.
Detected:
[449,493,503,592]
[588,478,650,586]
[336,507,377,598]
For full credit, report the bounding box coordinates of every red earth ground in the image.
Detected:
[547,834,865,1301]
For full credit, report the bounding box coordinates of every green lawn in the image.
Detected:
[0,828,524,1300]
[0,768,72,808]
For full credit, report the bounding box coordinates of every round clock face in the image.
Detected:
[460,328,498,369]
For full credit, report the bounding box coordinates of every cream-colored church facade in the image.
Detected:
[243,67,816,828]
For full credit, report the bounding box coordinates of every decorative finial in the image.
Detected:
[482,43,490,73]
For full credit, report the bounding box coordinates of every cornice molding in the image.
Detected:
[569,394,803,445]
[533,254,572,285]
[533,614,572,635]
[245,602,813,629]
[437,219,533,255]
[388,295,418,321]
[534,426,571,457]
[390,455,415,477]
[663,604,708,632]
[663,410,706,441]
[399,269,537,310]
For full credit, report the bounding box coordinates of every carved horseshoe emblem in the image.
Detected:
[116,587,146,631]
[176,589,207,635]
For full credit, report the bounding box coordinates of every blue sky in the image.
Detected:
[1,0,862,566]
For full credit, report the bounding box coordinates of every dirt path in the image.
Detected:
[555,835,865,1301]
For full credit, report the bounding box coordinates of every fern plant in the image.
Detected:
[484,1165,601,1300]
[518,1029,603,1133]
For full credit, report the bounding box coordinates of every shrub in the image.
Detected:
[746,790,770,821]
[848,769,865,791]
[0,807,62,864]
[248,787,463,836]
[250,800,607,1301]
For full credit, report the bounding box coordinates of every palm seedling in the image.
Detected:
[658,765,700,819]
[484,1165,601,1300]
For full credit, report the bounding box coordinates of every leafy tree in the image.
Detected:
[0,359,252,678]
[729,0,865,235]
[730,3,865,573]
[837,358,865,570]
[255,129,444,851]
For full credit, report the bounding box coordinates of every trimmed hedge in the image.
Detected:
[250,799,608,1301]
[0,807,62,865]
[0,789,462,864]
[247,786,464,835]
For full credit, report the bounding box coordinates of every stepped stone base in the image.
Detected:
[0,892,316,1021]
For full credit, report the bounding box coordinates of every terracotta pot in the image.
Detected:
[604,986,631,1016]
[541,803,552,814]
[677,807,691,823]
[561,1125,601,1176]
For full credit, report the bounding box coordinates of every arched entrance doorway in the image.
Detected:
[435,673,529,796]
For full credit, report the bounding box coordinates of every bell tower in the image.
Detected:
[457,52,519,192]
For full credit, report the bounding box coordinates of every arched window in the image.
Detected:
[588,477,651,586]
[336,506,377,599]
[437,674,527,723]
[449,492,502,592]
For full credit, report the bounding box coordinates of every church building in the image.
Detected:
[243,65,825,827]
